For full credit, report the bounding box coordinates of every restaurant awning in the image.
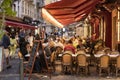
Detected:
[42,0,100,28]
[5,20,37,30]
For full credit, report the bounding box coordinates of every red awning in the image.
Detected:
[5,20,37,30]
[42,0,100,27]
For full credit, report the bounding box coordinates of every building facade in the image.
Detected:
[12,0,38,20]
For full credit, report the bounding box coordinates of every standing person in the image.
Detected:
[28,33,34,48]
[1,31,11,69]
[10,35,17,58]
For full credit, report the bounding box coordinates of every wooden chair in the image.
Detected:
[76,54,88,75]
[61,53,73,74]
[115,55,120,77]
[98,55,110,76]
[110,51,119,68]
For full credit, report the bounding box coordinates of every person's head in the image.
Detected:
[11,35,15,39]
[4,30,9,36]
[44,39,48,43]
[29,33,32,36]
[68,39,73,44]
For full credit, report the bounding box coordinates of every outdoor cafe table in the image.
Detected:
[94,54,120,65]
[94,54,119,58]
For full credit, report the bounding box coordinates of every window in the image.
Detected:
[13,4,16,12]
[22,1,24,13]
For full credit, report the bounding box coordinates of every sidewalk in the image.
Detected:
[0,56,120,80]
[0,57,49,80]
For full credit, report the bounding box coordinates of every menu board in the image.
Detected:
[0,47,3,72]
[27,42,39,68]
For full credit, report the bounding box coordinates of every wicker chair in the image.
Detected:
[76,54,88,75]
[61,53,73,74]
[98,55,110,76]
[115,55,120,77]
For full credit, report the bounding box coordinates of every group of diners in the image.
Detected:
[23,35,120,76]
[58,47,120,75]
[41,36,120,76]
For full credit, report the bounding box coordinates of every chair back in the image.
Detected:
[116,55,120,68]
[76,54,87,66]
[100,55,110,68]
[62,53,72,65]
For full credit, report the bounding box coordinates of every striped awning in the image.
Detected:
[42,0,100,28]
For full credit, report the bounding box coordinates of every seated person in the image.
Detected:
[64,39,75,54]
[55,39,64,49]
[48,40,56,53]
[43,39,51,58]
[77,39,85,50]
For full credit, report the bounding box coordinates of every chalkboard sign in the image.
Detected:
[27,42,39,67]
[38,40,52,79]
[38,41,48,70]
[24,40,40,80]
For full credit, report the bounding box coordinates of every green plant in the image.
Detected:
[0,0,16,40]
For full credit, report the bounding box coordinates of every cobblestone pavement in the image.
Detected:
[0,55,120,80]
